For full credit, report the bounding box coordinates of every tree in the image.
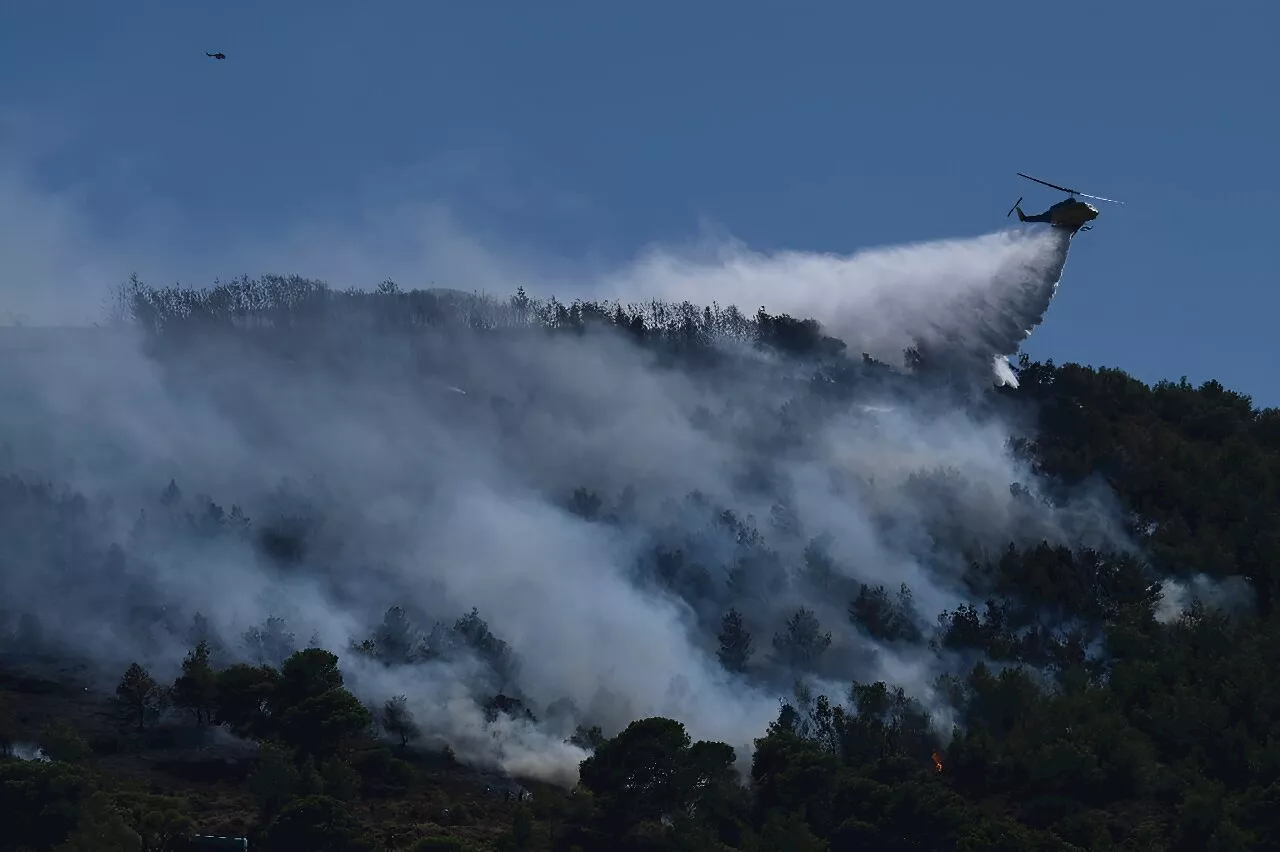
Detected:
[568,487,603,520]
[569,724,605,750]
[717,608,754,673]
[55,791,142,852]
[159,478,181,507]
[453,608,519,690]
[115,663,164,731]
[275,648,345,713]
[262,795,372,852]
[185,611,227,664]
[760,810,830,852]
[381,694,420,750]
[368,606,422,665]
[578,717,738,835]
[772,608,832,671]
[243,615,298,667]
[320,757,362,802]
[801,536,840,594]
[0,760,96,850]
[483,693,537,725]
[171,639,219,726]
[248,742,308,820]
[279,686,373,760]
[849,583,923,643]
[213,662,279,738]
[114,791,195,852]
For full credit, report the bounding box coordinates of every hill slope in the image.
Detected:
[2,275,1277,851]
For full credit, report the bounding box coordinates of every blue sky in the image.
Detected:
[2,1,1277,403]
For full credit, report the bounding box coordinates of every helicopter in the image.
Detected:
[1006,172,1124,235]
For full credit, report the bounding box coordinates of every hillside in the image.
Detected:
[2,274,1279,851]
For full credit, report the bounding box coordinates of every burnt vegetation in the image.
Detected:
[1,273,1278,850]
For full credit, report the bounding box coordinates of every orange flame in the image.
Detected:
[931,751,943,773]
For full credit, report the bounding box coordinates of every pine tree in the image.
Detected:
[116,662,164,731]
[772,607,832,671]
[717,608,754,673]
[381,694,420,750]
[172,639,219,726]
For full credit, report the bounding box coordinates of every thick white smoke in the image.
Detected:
[1155,572,1256,624]
[0,218,1108,788]
[599,225,1072,386]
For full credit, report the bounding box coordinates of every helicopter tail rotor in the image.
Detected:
[1006,197,1023,218]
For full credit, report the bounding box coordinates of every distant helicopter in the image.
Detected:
[206,51,226,60]
[1007,172,1124,235]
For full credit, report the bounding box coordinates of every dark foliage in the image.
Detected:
[2,276,1278,849]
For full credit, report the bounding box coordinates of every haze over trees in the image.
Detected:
[0,273,1275,849]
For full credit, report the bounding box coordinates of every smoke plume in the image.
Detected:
[597,225,1072,386]
[0,215,1116,787]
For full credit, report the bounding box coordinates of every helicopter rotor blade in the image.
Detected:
[1016,172,1077,194]
[1077,192,1125,205]
[1017,172,1125,205]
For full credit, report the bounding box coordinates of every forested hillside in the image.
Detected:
[1,274,1277,851]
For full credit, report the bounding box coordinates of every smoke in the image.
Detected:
[0,154,564,329]
[0,182,1116,788]
[597,225,1072,386]
[1156,573,1256,624]
[0,162,130,326]
[7,743,49,762]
